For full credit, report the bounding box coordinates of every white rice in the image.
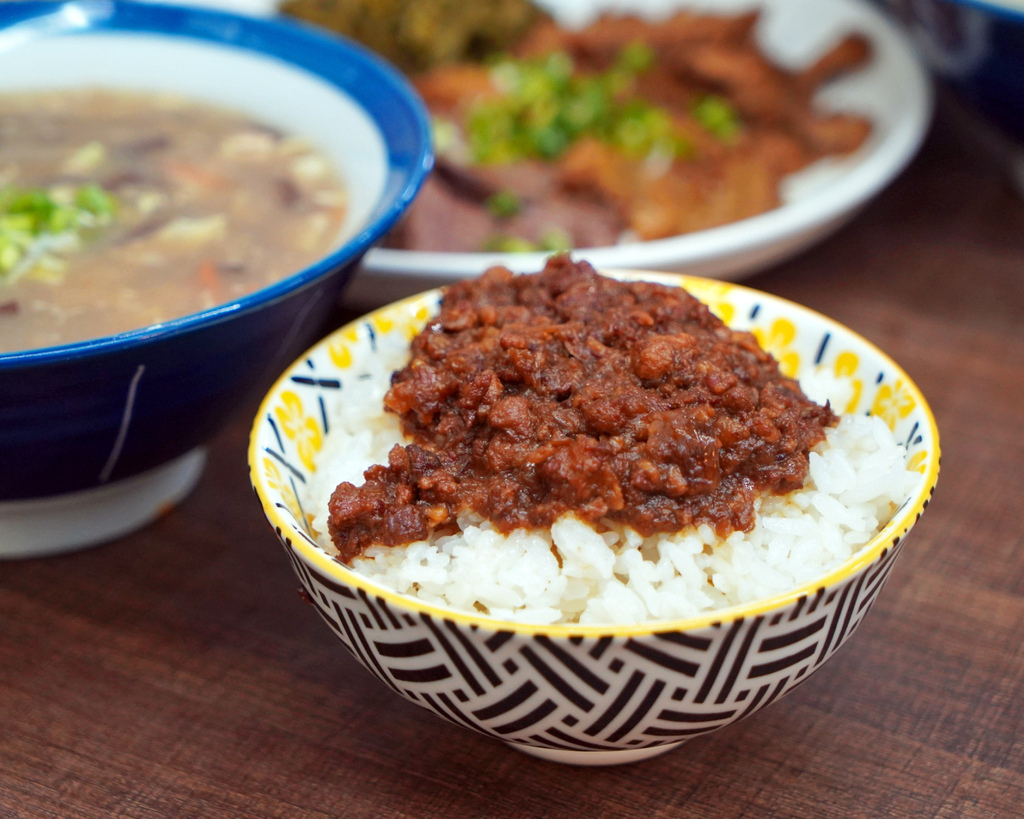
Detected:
[306,340,916,626]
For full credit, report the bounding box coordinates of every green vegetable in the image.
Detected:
[481,234,538,253]
[464,43,692,165]
[0,183,117,283]
[615,41,656,75]
[537,227,571,252]
[74,183,118,219]
[480,226,571,253]
[692,94,742,142]
[485,190,523,219]
[432,116,461,155]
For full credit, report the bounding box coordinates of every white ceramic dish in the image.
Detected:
[347,0,934,303]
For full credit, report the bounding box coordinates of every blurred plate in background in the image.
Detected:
[355,0,933,303]
[135,0,934,303]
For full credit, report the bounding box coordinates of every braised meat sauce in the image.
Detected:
[327,257,835,561]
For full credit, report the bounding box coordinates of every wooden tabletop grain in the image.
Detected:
[2,104,1023,819]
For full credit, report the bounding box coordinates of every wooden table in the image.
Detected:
[3,104,1023,818]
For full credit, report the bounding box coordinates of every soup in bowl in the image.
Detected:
[250,260,939,765]
[0,0,432,558]
[0,86,352,351]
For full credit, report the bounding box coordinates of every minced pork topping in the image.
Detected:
[327,255,835,561]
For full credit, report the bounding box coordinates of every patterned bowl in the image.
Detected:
[0,0,431,558]
[249,270,940,766]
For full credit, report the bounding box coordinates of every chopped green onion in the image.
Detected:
[481,234,540,253]
[64,141,107,173]
[692,94,743,142]
[486,190,523,219]
[465,44,691,166]
[75,183,118,218]
[0,237,21,271]
[480,227,572,254]
[431,116,460,155]
[537,227,572,253]
[615,41,656,75]
[0,183,118,282]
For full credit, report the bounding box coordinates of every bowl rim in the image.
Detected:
[359,0,934,282]
[250,268,941,638]
[0,0,433,368]
[937,0,1024,24]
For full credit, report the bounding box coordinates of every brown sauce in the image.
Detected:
[327,256,836,561]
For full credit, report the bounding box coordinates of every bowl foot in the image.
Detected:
[512,741,684,766]
[0,448,206,560]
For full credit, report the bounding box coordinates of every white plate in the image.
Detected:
[138,0,933,304]
[353,0,932,303]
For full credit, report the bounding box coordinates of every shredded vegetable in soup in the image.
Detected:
[0,88,347,353]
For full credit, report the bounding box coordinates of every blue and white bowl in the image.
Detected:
[0,0,432,558]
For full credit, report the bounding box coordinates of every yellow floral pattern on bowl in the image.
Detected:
[253,288,441,537]
[871,379,917,431]
[263,456,302,523]
[678,278,736,325]
[274,390,323,473]
[328,339,353,369]
[752,317,800,378]
[832,351,863,414]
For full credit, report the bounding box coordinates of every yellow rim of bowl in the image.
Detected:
[249,270,941,638]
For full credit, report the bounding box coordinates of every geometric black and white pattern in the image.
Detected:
[280,531,908,756]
